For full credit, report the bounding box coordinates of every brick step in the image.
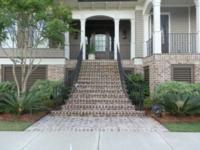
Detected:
[75,89,124,93]
[76,83,122,87]
[79,74,120,76]
[82,62,117,65]
[76,85,122,89]
[82,60,117,65]
[72,93,126,98]
[78,77,120,80]
[51,110,145,117]
[80,68,118,70]
[67,97,130,102]
[62,104,135,110]
[79,75,119,78]
[77,80,121,84]
[67,100,130,105]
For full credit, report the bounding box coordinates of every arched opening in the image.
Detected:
[86,16,114,59]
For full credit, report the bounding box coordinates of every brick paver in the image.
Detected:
[26,115,167,132]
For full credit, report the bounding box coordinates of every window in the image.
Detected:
[95,34,107,52]
[1,23,17,48]
[172,64,194,83]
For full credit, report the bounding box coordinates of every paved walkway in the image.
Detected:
[1,131,200,150]
[26,115,167,132]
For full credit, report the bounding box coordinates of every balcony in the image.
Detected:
[146,33,197,56]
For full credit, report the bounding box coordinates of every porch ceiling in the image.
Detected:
[162,0,195,7]
[63,0,145,9]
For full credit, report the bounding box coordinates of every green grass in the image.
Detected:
[0,121,32,131]
[164,122,200,132]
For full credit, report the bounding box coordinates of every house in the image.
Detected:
[1,0,200,93]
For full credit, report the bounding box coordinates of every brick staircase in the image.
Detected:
[52,60,144,117]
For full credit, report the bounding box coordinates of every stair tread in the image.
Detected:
[52,60,143,117]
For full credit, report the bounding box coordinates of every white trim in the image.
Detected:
[72,10,135,21]
[134,58,143,65]
[130,19,136,59]
[64,32,70,59]
[114,19,120,60]
[143,0,152,14]
[0,58,65,65]
[188,7,191,52]
[144,14,149,57]
[149,12,171,53]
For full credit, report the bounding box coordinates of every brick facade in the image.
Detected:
[122,60,144,75]
[47,65,65,81]
[143,54,200,93]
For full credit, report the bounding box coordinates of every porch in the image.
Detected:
[144,0,200,56]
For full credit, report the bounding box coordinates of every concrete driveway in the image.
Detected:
[0,131,200,150]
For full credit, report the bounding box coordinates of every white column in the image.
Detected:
[143,14,149,57]
[80,19,86,60]
[114,19,120,60]
[130,19,135,59]
[64,31,70,59]
[195,0,200,53]
[153,0,162,54]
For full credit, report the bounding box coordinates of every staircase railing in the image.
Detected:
[117,47,145,110]
[66,46,83,88]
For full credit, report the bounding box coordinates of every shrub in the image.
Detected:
[157,92,200,116]
[153,81,200,100]
[0,80,70,115]
[144,97,154,110]
[0,92,47,115]
[0,81,16,95]
[29,80,70,108]
[126,74,149,108]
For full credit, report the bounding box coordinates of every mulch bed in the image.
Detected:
[155,114,200,124]
[145,110,200,124]
[0,112,48,122]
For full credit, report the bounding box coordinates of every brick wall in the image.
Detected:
[47,65,65,81]
[143,54,200,93]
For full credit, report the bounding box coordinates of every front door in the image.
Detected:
[90,33,112,59]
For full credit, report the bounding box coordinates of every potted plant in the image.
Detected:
[88,43,96,60]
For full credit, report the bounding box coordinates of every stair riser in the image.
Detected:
[52,60,143,117]
[62,105,135,110]
[52,111,145,117]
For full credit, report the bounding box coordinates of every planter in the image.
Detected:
[88,54,95,60]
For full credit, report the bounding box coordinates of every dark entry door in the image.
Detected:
[90,33,112,59]
[161,15,169,53]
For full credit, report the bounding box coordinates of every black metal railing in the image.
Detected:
[146,33,197,56]
[117,47,145,110]
[146,38,153,56]
[65,46,83,87]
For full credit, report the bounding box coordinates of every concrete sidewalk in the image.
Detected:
[0,131,200,150]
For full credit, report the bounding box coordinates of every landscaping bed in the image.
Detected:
[151,113,200,132]
[0,112,47,131]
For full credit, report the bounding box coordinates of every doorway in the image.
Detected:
[86,17,114,59]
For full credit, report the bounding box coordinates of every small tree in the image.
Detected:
[0,0,72,101]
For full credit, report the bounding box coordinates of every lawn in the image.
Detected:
[0,121,33,131]
[164,122,200,132]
